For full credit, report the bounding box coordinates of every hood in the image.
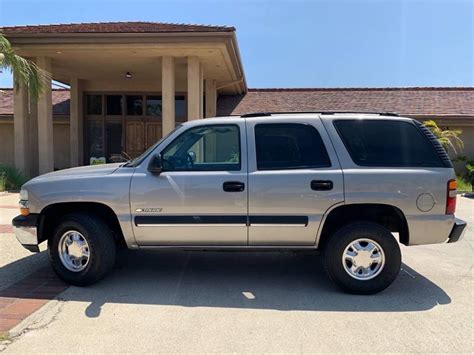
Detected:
[27,163,123,183]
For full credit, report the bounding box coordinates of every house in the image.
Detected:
[1,22,473,176]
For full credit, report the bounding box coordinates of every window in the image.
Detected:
[146,96,162,116]
[106,122,123,161]
[86,94,102,115]
[255,123,331,170]
[126,95,143,116]
[161,125,240,171]
[175,96,186,122]
[86,121,104,159]
[334,119,444,167]
[106,95,123,115]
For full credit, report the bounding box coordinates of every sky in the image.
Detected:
[0,0,473,88]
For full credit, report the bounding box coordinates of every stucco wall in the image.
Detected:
[0,123,15,166]
[54,123,70,170]
[0,121,70,174]
[457,126,474,159]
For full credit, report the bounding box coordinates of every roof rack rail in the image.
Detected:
[240,111,399,118]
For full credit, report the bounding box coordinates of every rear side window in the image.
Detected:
[334,120,444,167]
[255,123,331,170]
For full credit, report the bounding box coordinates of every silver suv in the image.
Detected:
[12,112,467,294]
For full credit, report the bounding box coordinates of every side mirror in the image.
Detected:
[148,154,163,175]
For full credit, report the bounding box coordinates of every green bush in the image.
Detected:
[456,176,472,192]
[0,164,28,191]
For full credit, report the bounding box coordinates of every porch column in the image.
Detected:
[70,78,83,167]
[13,77,29,174]
[205,79,217,118]
[162,56,175,135]
[187,56,202,120]
[36,56,54,174]
[29,96,38,177]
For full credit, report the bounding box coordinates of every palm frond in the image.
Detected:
[0,34,51,98]
[423,120,464,154]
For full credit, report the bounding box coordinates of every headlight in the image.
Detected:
[20,189,28,201]
[19,189,29,216]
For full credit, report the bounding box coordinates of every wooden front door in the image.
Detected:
[145,122,162,150]
[126,121,145,158]
[126,121,162,158]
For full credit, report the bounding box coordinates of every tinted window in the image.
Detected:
[255,123,331,170]
[106,95,122,115]
[126,95,143,116]
[86,94,102,115]
[175,96,186,122]
[334,120,444,167]
[146,96,162,116]
[161,125,240,171]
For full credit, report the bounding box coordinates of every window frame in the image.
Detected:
[333,119,445,168]
[160,124,242,172]
[254,122,332,171]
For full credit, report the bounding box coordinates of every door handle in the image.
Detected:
[223,181,245,192]
[311,180,333,191]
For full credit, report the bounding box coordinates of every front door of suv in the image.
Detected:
[130,121,248,246]
[246,117,344,245]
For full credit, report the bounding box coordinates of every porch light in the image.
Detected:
[125,72,132,79]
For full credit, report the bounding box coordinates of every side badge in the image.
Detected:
[136,208,163,213]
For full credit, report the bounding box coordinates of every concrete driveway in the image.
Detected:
[0,194,472,353]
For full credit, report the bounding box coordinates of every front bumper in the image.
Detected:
[12,214,40,252]
[447,218,467,243]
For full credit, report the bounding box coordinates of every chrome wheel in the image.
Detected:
[58,230,90,272]
[342,238,385,280]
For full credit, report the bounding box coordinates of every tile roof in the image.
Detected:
[0,89,70,115]
[1,87,473,118]
[0,22,234,34]
[217,87,474,117]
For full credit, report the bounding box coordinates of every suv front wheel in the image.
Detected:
[48,213,116,286]
[323,222,401,294]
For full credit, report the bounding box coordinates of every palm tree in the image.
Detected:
[423,120,464,154]
[0,33,50,98]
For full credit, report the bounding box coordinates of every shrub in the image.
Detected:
[0,164,28,191]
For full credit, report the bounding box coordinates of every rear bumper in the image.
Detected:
[12,214,40,253]
[447,218,467,243]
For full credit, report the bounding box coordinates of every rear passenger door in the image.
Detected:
[247,117,344,245]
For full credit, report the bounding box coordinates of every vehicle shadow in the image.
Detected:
[0,249,451,317]
[81,249,450,317]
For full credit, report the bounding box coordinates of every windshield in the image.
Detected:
[124,124,183,167]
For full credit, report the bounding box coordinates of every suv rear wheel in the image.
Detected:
[323,222,401,294]
[48,213,116,286]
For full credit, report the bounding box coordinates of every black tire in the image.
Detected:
[322,222,401,295]
[48,213,116,286]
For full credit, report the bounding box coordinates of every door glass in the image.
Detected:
[175,95,186,122]
[146,96,162,116]
[106,95,123,115]
[86,94,102,115]
[255,123,331,170]
[86,121,104,162]
[106,122,123,162]
[126,95,143,116]
[161,125,240,171]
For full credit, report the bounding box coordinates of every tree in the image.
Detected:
[0,33,50,99]
[423,120,464,154]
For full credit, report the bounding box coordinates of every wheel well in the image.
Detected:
[318,204,409,248]
[38,202,126,247]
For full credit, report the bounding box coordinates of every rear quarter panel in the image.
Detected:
[322,115,456,245]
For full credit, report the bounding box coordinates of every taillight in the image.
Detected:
[446,179,457,214]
